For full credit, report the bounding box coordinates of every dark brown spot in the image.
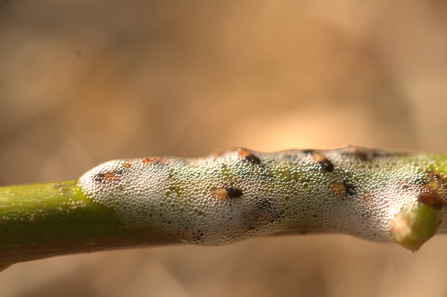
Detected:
[246,154,261,164]
[238,148,261,165]
[320,160,334,172]
[312,152,334,172]
[417,192,446,209]
[3,229,7,232]
[226,187,243,198]
[302,149,315,154]
[93,173,106,182]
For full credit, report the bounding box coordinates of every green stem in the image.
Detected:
[0,181,181,268]
[1,146,447,269]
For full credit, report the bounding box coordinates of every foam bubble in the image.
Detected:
[78,147,445,246]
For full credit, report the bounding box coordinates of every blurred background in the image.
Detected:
[1,0,447,296]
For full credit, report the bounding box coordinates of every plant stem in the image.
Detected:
[0,181,181,268]
[1,146,447,269]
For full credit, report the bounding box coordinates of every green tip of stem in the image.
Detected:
[390,202,442,252]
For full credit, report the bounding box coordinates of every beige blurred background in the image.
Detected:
[2,0,447,296]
